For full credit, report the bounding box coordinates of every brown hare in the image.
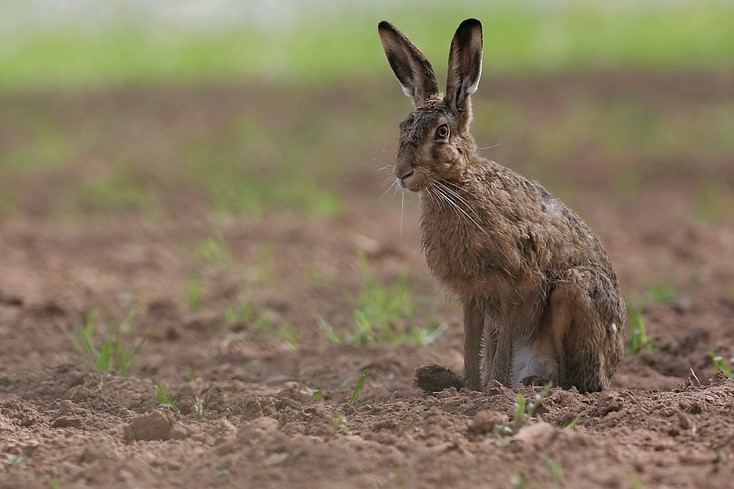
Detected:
[378,18,626,393]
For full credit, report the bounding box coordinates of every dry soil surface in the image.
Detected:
[1,73,734,488]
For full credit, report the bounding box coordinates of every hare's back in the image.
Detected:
[479,163,616,277]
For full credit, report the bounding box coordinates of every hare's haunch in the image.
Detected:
[378,19,626,393]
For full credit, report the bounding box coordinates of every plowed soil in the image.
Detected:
[1,73,734,488]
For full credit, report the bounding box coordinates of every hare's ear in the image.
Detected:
[378,21,439,106]
[445,19,483,114]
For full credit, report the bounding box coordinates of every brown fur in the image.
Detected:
[379,19,626,393]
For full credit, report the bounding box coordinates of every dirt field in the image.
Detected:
[1,72,734,488]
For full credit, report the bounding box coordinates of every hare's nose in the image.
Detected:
[398,170,414,188]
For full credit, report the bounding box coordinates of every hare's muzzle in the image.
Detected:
[397,169,414,189]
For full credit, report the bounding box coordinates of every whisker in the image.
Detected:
[477,143,501,151]
[427,184,446,213]
[432,182,489,237]
[391,181,401,200]
[373,164,394,172]
[434,180,482,221]
[431,182,445,214]
[378,174,395,191]
[437,179,468,196]
[439,180,486,209]
[379,179,399,201]
[400,189,405,236]
[431,184,469,228]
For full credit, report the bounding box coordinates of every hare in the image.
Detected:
[378,18,626,393]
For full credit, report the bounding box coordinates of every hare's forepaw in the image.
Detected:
[415,363,465,393]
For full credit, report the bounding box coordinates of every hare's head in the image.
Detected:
[378,19,483,192]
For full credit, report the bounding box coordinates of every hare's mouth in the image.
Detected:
[398,170,413,188]
[398,172,423,192]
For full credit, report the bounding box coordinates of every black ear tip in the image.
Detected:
[459,18,482,30]
[378,20,394,32]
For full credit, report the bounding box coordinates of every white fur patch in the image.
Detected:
[465,59,482,96]
[511,342,557,386]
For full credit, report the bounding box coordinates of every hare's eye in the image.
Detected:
[435,124,449,140]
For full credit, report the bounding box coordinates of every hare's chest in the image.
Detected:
[421,223,511,296]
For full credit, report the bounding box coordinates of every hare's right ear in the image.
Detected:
[378,21,439,106]
[445,19,483,114]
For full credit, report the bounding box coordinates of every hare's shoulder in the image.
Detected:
[473,162,562,224]
[476,161,614,273]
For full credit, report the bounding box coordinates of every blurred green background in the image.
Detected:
[1,0,732,221]
[2,0,734,88]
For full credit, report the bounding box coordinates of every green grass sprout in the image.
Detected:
[542,455,565,485]
[348,370,369,405]
[67,307,148,376]
[710,352,733,378]
[193,396,205,417]
[627,305,656,354]
[154,380,180,413]
[320,252,443,347]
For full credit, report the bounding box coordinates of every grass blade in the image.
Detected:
[348,370,369,405]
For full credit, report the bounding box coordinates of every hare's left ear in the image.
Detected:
[445,19,483,114]
[378,21,439,106]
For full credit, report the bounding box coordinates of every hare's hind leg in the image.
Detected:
[548,268,625,393]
